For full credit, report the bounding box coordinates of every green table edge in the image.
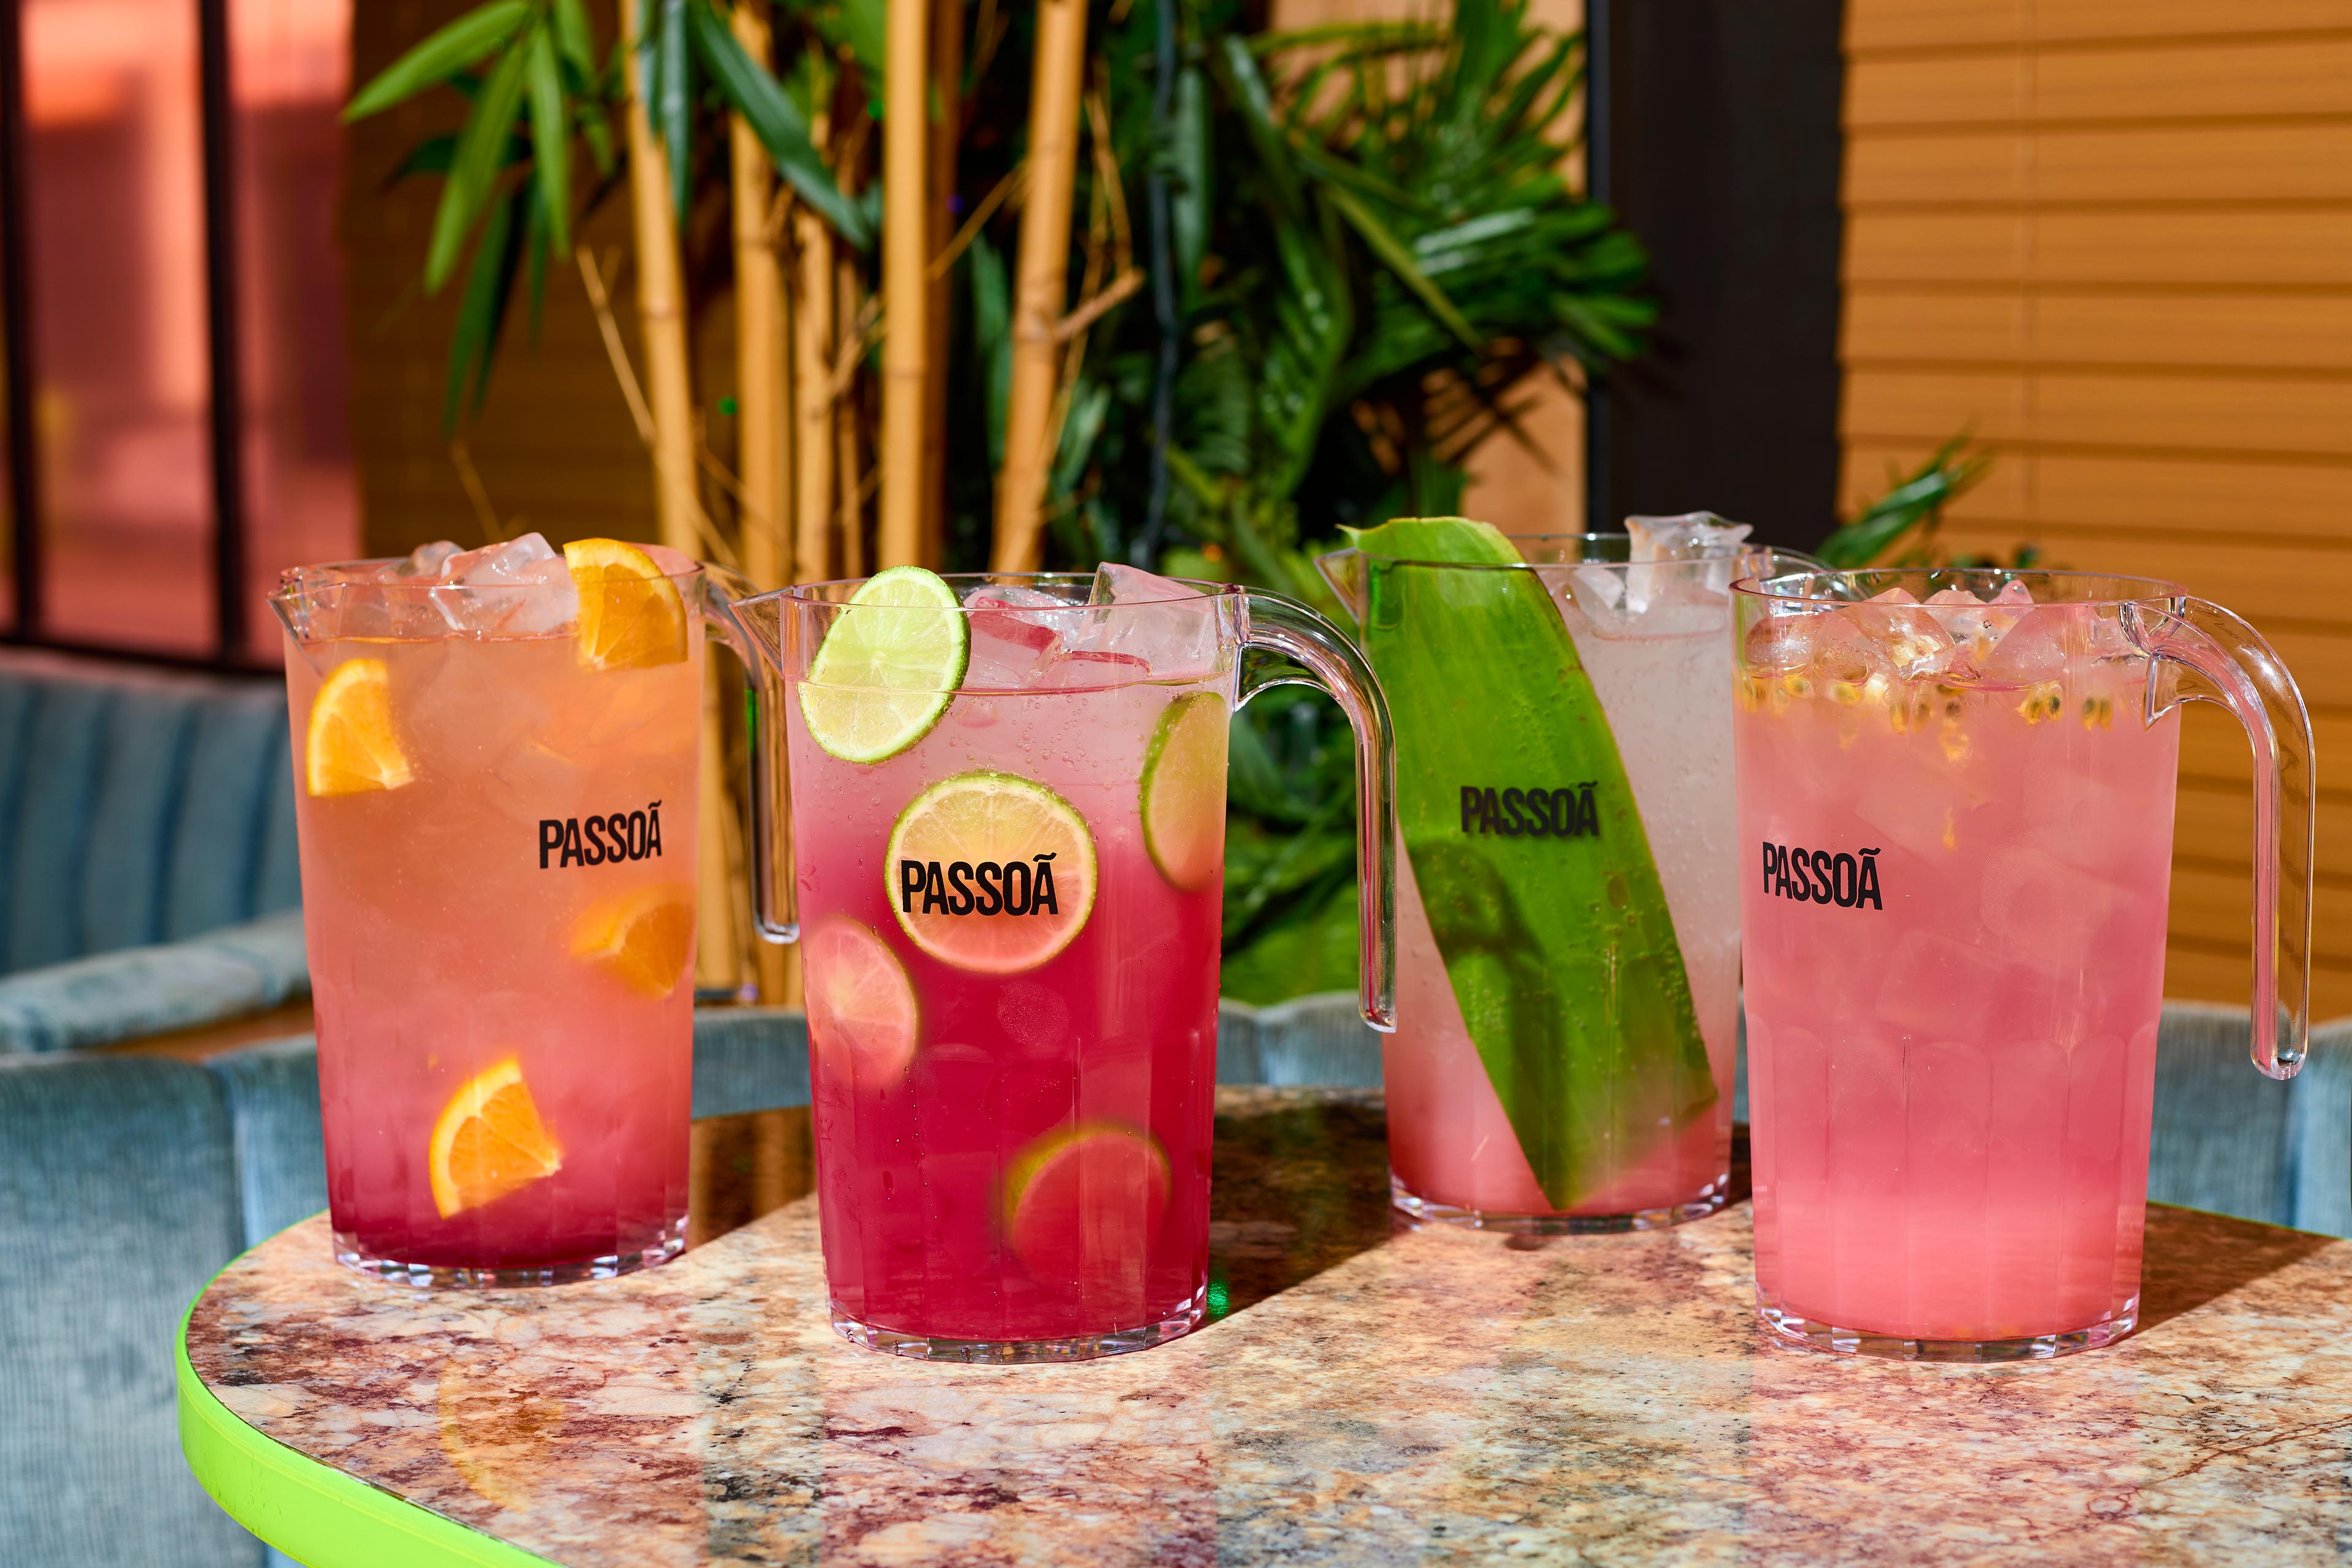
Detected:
[175,1251,559,1568]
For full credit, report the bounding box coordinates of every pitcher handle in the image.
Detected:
[698,569,796,944]
[1236,589,1398,1031]
[2126,595,2315,1079]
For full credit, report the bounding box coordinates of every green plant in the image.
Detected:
[1815,433,1995,568]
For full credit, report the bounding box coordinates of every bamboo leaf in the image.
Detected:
[686,0,873,247]
[656,0,692,220]
[425,39,530,294]
[524,24,572,255]
[551,0,596,76]
[442,184,524,432]
[346,0,529,121]
[382,134,459,186]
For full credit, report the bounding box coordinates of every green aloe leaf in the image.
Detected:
[345,0,529,122]
[524,24,572,255]
[1337,514,1713,1207]
[425,38,530,293]
[687,0,873,247]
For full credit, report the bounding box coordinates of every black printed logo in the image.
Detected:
[540,802,664,869]
[1460,783,1600,839]
[1760,841,1882,910]
[898,854,1064,916]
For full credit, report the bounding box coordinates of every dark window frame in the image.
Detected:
[0,0,265,673]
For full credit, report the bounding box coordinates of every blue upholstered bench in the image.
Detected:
[4,998,2345,1566]
[0,650,304,1054]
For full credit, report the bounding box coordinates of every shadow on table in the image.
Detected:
[1207,1090,1399,1318]
[684,1091,1405,1316]
[2136,1202,2334,1333]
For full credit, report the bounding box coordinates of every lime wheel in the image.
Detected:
[883,770,1096,973]
[1001,1121,1172,1292]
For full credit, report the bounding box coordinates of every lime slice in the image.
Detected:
[1001,1120,1171,1291]
[884,770,1096,973]
[799,566,969,764]
[1139,692,1227,891]
[803,914,919,1087]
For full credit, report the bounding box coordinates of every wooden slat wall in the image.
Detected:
[1841,1,2352,1019]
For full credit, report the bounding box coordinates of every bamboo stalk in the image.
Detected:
[876,0,930,568]
[622,0,739,992]
[922,0,964,566]
[620,0,701,560]
[792,89,837,584]
[837,245,867,578]
[989,0,1089,572]
[730,0,791,591]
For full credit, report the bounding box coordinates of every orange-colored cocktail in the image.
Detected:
[274,536,709,1285]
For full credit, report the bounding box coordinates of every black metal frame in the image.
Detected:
[0,0,256,668]
[1582,0,1613,536]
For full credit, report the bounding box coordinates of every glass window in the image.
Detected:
[232,0,356,663]
[22,0,214,654]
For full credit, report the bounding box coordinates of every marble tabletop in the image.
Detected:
[184,1088,2352,1566]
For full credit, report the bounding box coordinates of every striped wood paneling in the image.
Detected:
[1841,2,2352,1017]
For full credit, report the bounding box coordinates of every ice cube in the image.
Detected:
[962,586,1075,690]
[1036,649,1152,690]
[1977,605,2073,689]
[1625,510,1754,562]
[1066,563,1223,679]
[1625,510,1752,611]
[1741,610,1817,674]
[386,540,461,581]
[429,532,580,638]
[1926,580,2032,664]
[1847,586,1963,680]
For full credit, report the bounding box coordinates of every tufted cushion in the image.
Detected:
[78,687,201,956]
[0,910,309,1055]
[0,652,301,998]
[0,1052,257,1568]
[5,676,118,973]
[165,688,289,941]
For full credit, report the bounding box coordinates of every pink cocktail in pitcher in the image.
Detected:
[731,566,1396,1361]
[274,537,755,1286]
[1733,568,2315,1360]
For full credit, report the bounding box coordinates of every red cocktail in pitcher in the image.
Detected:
[731,566,1396,1360]
[1733,568,2315,1359]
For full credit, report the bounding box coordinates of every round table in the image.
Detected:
[181,1088,2352,1566]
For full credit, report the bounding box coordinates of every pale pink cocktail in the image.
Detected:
[1735,568,2313,1359]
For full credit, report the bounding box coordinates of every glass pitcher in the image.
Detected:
[273,536,759,1286]
[727,567,1396,1362]
[1318,518,1817,1233]
[1733,567,2314,1360]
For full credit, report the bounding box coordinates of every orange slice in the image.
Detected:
[569,884,696,998]
[428,1058,564,1219]
[304,658,415,797]
[804,914,920,1087]
[564,537,688,671]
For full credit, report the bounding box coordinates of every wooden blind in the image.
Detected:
[1840,0,2352,1019]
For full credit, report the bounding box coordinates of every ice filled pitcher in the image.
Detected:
[1733,567,2314,1360]
[1319,516,1818,1232]
[729,565,1395,1362]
